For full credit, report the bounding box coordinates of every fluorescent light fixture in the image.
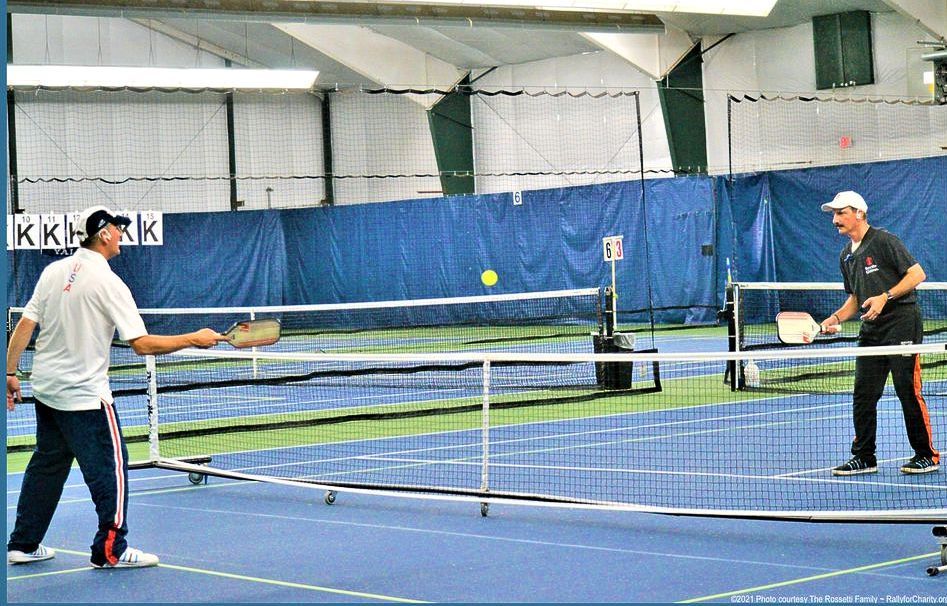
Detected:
[380,0,778,17]
[7,65,320,90]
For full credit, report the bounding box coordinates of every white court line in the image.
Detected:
[131,501,847,574]
[297,413,854,483]
[7,469,209,495]
[145,390,817,466]
[133,385,474,423]
[178,408,854,484]
[148,394,831,478]
[8,478,248,510]
[351,457,947,491]
[773,454,942,478]
[196,399,946,496]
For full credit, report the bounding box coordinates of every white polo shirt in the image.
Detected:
[22,247,148,411]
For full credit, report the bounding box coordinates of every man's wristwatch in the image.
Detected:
[885,290,893,301]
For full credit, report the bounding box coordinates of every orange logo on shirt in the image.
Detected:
[63,262,82,293]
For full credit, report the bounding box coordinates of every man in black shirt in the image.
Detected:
[819,191,939,476]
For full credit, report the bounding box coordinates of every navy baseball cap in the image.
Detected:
[75,205,132,241]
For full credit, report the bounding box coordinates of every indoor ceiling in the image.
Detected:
[6,0,925,87]
[657,0,893,35]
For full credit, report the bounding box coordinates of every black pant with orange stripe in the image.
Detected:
[7,400,130,566]
[851,304,939,462]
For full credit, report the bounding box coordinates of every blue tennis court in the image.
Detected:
[7,5,947,600]
[7,333,947,602]
[7,464,946,603]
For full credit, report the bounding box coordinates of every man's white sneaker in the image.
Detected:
[8,544,56,564]
[92,547,159,569]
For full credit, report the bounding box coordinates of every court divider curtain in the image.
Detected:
[7,155,944,326]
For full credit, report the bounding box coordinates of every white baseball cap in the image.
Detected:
[821,191,868,213]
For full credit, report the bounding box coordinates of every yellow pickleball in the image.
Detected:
[481,269,498,287]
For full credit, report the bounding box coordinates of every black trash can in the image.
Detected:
[592,332,635,390]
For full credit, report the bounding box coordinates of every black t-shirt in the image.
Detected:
[840,226,918,308]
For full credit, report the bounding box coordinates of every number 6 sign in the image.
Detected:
[602,236,624,262]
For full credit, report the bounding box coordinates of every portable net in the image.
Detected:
[150,345,947,519]
[10,344,944,521]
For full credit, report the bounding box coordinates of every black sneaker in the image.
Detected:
[900,456,940,474]
[832,456,878,476]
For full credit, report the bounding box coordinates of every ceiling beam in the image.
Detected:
[581,23,693,80]
[128,18,267,67]
[882,0,947,43]
[8,0,665,34]
[276,22,464,106]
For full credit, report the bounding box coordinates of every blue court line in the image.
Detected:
[14,548,427,603]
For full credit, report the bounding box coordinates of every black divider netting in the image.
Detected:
[728,283,947,391]
[7,288,603,387]
[148,346,944,519]
[734,283,947,352]
[6,289,608,454]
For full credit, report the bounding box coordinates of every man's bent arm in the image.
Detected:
[886,263,926,300]
[826,294,860,326]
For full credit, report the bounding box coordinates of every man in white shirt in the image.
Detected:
[6,206,226,569]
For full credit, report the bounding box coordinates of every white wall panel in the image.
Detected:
[11,14,224,67]
[474,50,672,191]
[702,13,937,175]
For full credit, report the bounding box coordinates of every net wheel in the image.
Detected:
[187,472,205,485]
[324,490,336,505]
[480,502,489,517]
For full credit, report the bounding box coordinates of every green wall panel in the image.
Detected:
[657,44,707,175]
[428,80,475,195]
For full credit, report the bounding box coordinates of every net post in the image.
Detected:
[610,258,618,330]
[595,286,604,337]
[146,355,159,462]
[732,283,744,389]
[480,359,491,496]
[250,310,258,378]
[720,283,738,391]
[603,286,615,337]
